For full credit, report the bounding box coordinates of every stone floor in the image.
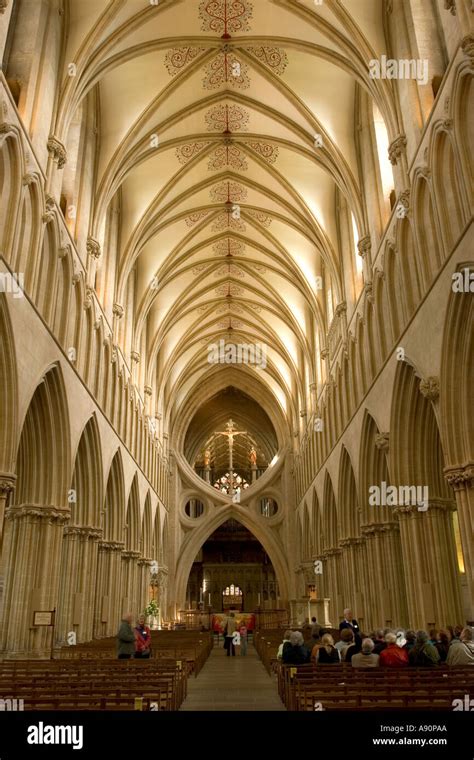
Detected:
[180,639,286,711]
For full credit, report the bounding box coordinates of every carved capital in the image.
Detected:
[362,521,399,536]
[64,525,103,540]
[388,134,407,165]
[419,376,439,401]
[113,303,124,319]
[83,286,94,310]
[130,350,140,364]
[461,34,474,63]
[144,385,153,397]
[335,300,347,317]
[22,173,36,186]
[0,474,16,497]
[0,0,9,15]
[122,550,142,561]
[357,235,371,258]
[320,348,329,360]
[374,432,389,451]
[444,463,474,490]
[42,195,55,224]
[86,237,101,259]
[47,135,67,168]
[6,505,70,525]
[397,189,410,214]
[443,0,456,14]
[364,281,374,303]
[98,540,125,553]
[58,244,71,259]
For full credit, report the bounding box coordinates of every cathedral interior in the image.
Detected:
[0,0,473,730]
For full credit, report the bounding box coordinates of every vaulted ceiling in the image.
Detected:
[60,0,393,441]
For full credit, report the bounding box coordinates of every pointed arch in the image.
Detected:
[322,470,338,549]
[338,446,360,539]
[141,491,153,558]
[125,473,141,552]
[359,410,391,526]
[70,414,103,527]
[102,449,125,542]
[0,295,18,474]
[14,363,71,507]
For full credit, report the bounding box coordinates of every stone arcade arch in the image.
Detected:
[1,364,71,657]
[390,360,463,628]
[358,411,407,630]
[440,265,474,619]
[93,449,125,639]
[172,509,290,617]
[56,414,104,645]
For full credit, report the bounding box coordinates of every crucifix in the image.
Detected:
[212,418,247,495]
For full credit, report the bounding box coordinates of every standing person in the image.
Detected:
[117,612,135,659]
[239,621,248,656]
[134,614,152,659]
[225,612,237,657]
[339,608,361,645]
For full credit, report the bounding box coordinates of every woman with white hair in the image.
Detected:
[282,631,310,664]
[379,631,409,667]
[351,638,380,668]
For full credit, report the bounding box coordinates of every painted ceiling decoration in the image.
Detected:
[202,51,251,90]
[209,180,247,203]
[59,0,401,453]
[207,142,248,171]
[175,142,212,164]
[185,210,213,227]
[199,0,254,37]
[205,103,250,132]
[213,238,246,257]
[164,46,206,76]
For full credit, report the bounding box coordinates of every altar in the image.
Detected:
[212,612,256,632]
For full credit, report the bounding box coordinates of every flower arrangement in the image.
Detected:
[144,599,159,618]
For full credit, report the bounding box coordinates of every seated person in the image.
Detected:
[446,627,474,666]
[314,633,340,664]
[336,628,354,660]
[408,630,440,667]
[372,628,387,655]
[379,631,409,667]
[282,631,310,664]
[351,637,380,668]
[277,630,292,660]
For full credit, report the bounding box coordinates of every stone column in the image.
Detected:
[361,522,407,630]
[0,474,16,609]
[444,464,474,621]
[121,550,142,618]
[0,474,16,550]
[56,526,102,645]
[0,505,70,658]
[138,557,154,616]
[93,540,124,638]
[321,547,342,625]
[394,501,463,629]
[339,537,368,627]
[158,569,169,624]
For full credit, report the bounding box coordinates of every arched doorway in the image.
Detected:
[185,518,279,614]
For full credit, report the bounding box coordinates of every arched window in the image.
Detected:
[213,472,249,494]
[372,103,395,215]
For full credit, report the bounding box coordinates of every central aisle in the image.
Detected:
[180,639,286,711]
